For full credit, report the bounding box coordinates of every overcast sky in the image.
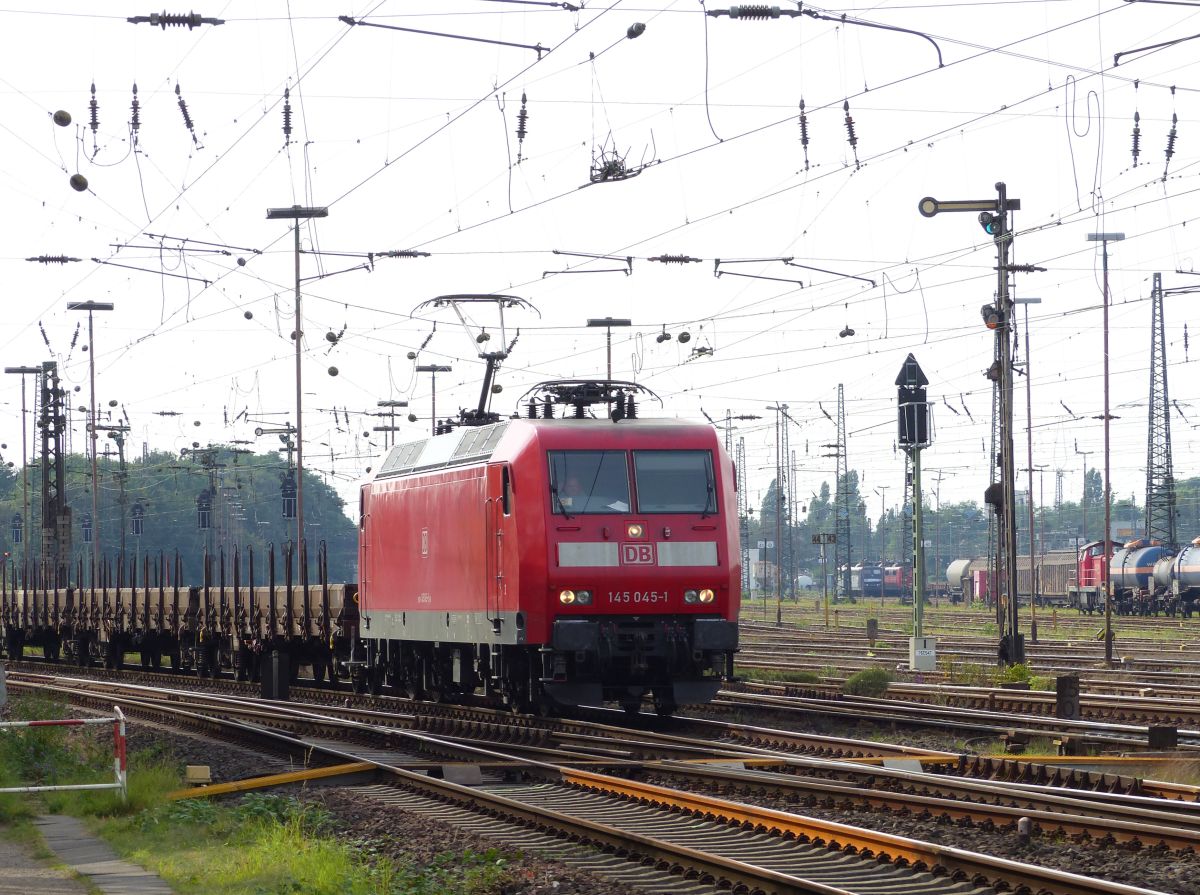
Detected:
[0,1,1197,523]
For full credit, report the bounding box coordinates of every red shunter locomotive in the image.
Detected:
[357,381,740,715]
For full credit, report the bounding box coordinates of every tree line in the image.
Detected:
[748,467,1200,584]
[0,447,357,584]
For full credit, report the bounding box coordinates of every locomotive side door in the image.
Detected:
[484,464,511,627]
[358,487,371,604]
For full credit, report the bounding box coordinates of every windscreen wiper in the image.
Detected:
[550,483,573,519]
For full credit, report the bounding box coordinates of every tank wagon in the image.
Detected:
[1156,539,1200,616]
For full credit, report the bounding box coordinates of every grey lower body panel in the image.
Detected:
[361,609,527,645]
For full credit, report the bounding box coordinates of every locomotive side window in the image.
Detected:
[548,451,630,514]
[633,450,716,514]
[502,465,512,515]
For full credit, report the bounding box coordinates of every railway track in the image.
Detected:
[712,686,1200,759]
[10,672,1195,894]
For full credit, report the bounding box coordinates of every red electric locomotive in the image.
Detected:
[357,381,740,715]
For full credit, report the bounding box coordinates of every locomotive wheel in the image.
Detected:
[621,699,642,716]
[652,689,677,718]
[501,675,532,714]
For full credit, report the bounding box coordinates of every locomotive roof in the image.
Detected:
[372,417,715,480]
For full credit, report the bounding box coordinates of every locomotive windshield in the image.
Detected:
[548,450,631,514]
[633,450,715,514]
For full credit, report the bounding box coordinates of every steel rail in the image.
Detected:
[713,689,1200,749]
[643,760,1200,851]
[21,674,1177,894]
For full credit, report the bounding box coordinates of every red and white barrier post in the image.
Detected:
[0,706,128,802]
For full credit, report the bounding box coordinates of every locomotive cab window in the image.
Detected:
[633,450,716,514]
[548,450,630,514]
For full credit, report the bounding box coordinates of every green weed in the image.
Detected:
[739,667,822,684]
[997,663,1033,684]
[843,667,893,697]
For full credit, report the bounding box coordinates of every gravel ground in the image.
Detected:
[126,721,644,895]
[634,767,1200,893]
[668,707,1200,894]
[134,718,1200,894]
[16,689,1195,893]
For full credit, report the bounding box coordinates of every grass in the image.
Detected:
[980,736,1057,756]
[738,667,823,684]
[0,692,523,895]
[102,795,521,895]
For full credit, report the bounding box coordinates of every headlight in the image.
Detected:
[559,590,576,604]
[684,589,699,604]
[626,523,644,538]
[576,590,593,605]
[699,588,715,604]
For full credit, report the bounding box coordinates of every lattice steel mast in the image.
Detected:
[1145,272,1177,548]
[834,384,851,599]
[38,361,71,586]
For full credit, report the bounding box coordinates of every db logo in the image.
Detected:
[621,543,655,565]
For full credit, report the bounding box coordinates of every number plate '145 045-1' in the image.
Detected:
[608,591,669,604]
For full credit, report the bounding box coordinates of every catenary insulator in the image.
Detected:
[730,6,781,18]
[799,98,810,171]
[89,82,99,134]
[130,83,141,139]
[128,12,225,29]
[649,254,702,264]
[1132,111,1141,166]
[843,100,857,149]
[282,87,293,141]
[516,93,529,141]
[176,83,195,133]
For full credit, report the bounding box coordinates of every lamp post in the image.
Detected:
[4,366,40,582]
[266,204,329,550]
[1087,231,1124,667]
[66,301,114,580]
[767,402,789,626]
[416,365,452,435]
[1074,440,1092,545]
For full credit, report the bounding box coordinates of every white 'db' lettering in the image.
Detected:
[621,543,655,565]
